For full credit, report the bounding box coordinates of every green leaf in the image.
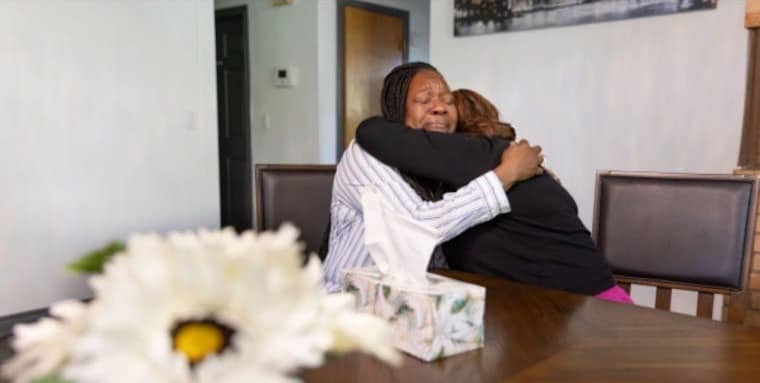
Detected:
[476,327,485,344]
[450,297,469,314]
[345,283,359,293]
[67,241,125,274]
[396,303,413,316]
[31,375,72,383]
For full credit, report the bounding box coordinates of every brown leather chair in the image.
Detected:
[255,164,336,259]
[0,308,49,363]
[592,171,758,322]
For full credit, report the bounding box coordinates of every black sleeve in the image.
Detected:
[355,116,509,188]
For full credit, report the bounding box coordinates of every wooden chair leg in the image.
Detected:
[724,293,748,324]
[655,287,671,311]
[696,292,714,320]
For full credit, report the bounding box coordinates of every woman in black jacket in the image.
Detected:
[356,89,632,303]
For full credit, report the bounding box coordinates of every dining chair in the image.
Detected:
[255,164,336,260]
[592,171,759,323]
[0,307,50,363]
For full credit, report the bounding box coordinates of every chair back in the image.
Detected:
[592,171,758,322]
[0,308,49,363]
[255,164,336,257]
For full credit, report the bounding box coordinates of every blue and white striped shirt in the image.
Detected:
[322,141,510,292]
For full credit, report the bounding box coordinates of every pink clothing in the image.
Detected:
[596,285,634,304]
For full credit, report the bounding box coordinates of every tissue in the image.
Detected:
[341,188,486,361]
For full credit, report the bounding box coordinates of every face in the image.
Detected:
[404,70,458,134]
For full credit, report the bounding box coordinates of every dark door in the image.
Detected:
[216,6,251,231]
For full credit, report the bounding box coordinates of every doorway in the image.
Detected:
[216,6,252,231]
[337,0,409,158]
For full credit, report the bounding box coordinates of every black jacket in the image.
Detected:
[355,117,615,295]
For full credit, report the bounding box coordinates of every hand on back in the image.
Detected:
[494,139,544,190]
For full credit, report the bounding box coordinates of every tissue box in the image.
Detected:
[341,267,486,362]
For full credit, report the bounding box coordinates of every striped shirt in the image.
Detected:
[322,141,511,292]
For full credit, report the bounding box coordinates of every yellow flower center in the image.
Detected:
[172,322,226,363]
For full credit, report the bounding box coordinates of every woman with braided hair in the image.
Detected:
[355,83,632,303]
[321,62,544,292]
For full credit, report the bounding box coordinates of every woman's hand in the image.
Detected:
[494,139,543,190]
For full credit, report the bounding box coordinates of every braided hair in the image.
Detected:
[380,62,438,124]
[380,62,444,203]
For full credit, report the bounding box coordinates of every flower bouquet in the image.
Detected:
[2,225,399,383]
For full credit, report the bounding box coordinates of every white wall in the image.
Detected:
[216,0,322,166]
[0,0,219,315]
[430,0,747,227]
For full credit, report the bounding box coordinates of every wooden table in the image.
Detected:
[3,271,760,382]
[301,271,760,383]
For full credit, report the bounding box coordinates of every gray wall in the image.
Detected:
[216,0,322,166]
[431,0,746,228]
[431,0,745,317]
[0,0,219,315]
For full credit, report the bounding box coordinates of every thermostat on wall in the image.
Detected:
[274,66,297,88]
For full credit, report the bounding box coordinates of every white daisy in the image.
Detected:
[2,300,88,383]
[2,225,400,383]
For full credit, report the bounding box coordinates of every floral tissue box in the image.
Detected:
[340,267,486,362]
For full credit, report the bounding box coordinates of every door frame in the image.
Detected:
[215,5,252,230]
[336,0,409,159]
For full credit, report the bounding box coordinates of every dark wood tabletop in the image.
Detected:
[3,271,760,382]
[301,270,760,383]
